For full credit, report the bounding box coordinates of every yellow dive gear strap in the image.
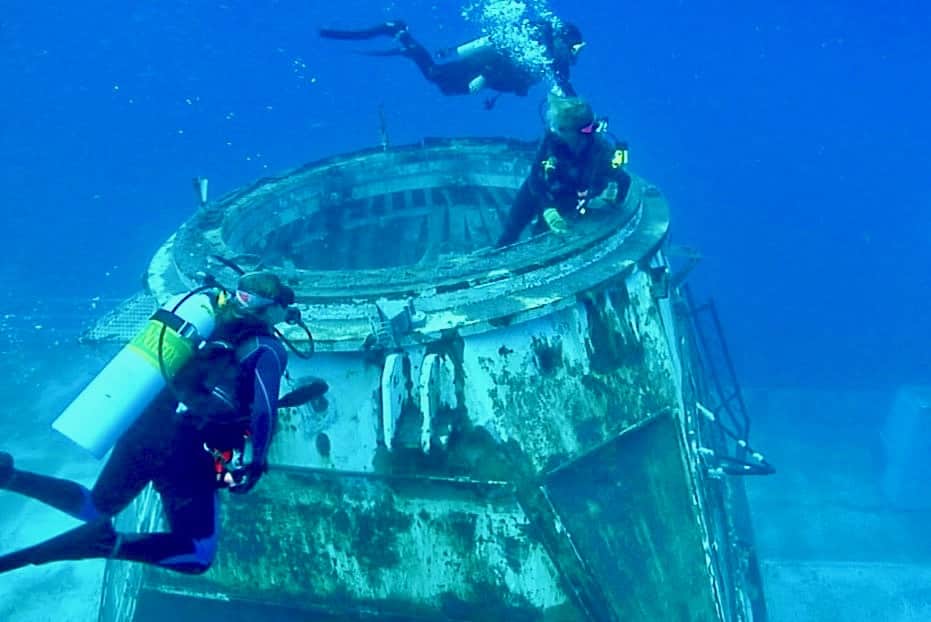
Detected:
[612,147,629,169]
[542,207,569,233]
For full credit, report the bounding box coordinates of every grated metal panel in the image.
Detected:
[81,292,156,344]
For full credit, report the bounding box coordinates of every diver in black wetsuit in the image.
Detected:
[0,272,294,575]
[319,20,584,109]
[497,95,633,247]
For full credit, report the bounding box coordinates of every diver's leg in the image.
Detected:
[104,433,224,574]
[0,518,121,574]
[340,24,450,86]
[0,451,104,522]
[394,31,436,74]
[0,477,220,575]
[416,61,477,96]
[0,395,170,522]
[84,424,220,573]
[0,428,154,522]
[87,436,156,517]
[0,445,157,574]
[319,21,407,41]
[321,21,471,95]
[110,489,221,574]
[357,29,437,72]
[0,404,195,575]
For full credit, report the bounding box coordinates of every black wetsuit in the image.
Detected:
[320,21,578,103]
[0,318,287,575]
[497,132,633,247]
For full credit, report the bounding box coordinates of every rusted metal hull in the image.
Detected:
[92,138,764,621]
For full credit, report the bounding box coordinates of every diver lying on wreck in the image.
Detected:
[497,94,632,247]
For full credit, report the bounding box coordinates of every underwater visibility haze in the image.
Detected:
[0,0,929,620]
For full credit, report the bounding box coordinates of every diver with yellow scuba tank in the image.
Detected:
[0,266,318,575]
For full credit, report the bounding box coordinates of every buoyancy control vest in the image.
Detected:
[172,319,272,450]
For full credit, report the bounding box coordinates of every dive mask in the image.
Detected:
[234,289,277,310]
[579,118,608,135]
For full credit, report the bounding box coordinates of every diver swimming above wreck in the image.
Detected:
[498,94,632,246]
[319,18,584,108]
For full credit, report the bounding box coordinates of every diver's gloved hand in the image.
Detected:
[601,181,619,203]
[227,461,266,495]
[468,74,487,94]
[588,181,620,211]
[542,207,569,234]
[206,441,263,492]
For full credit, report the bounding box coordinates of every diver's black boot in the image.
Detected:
[0,518,118,574]
[0,452,12,487]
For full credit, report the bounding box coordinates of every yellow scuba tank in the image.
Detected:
[52,290,219,458]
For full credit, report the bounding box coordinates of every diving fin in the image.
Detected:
[319,21,407,41]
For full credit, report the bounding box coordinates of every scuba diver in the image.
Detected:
[319,20,584,109]
[497,95,633,247]
[0,271,299,575]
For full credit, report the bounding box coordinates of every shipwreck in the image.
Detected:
[82,138,770,622]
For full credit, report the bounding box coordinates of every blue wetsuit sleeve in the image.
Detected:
[245,337,287,466]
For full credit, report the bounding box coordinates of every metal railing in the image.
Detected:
[681,284,774,477]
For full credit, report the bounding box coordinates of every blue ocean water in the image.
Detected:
[0,3,930,619]
[1,1,928,389]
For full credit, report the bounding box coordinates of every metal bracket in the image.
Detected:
[369,298,426,350]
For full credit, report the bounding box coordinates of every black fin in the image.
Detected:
[0,451,12,487]
[319,21,407,41]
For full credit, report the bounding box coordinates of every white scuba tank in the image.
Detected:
[53,290,218,458]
